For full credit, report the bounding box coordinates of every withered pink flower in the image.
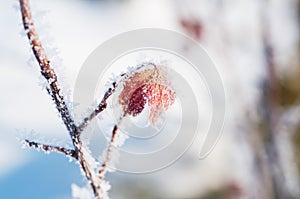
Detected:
[118,64,175,126]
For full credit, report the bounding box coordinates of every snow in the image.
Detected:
[100,180,112,199]
[71,184,93,199]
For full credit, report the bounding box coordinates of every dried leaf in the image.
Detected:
[119,64,175,126]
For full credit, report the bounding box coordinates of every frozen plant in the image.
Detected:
[18,0,175,198]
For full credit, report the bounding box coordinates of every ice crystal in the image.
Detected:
[100,180,111,199]
[71,184,93,199]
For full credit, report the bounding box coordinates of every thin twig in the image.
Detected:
[98,124,119,181]
[23,139,77,158]
[78,84,117,132]
[76,144,101,198]
[19,0,77,137]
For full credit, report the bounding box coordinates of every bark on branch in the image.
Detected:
[19,0,112,198]
[23,139,77,158]
[19,0,77,137]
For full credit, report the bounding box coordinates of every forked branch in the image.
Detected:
[19,1,175,198]
[19,0,113,198]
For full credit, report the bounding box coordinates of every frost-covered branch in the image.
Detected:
[23,139,77,158]
[19,0,109,198]
[98,124,119,181]
[78,83,117,133]
[76,144,103,198]
[20,0,77,137]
